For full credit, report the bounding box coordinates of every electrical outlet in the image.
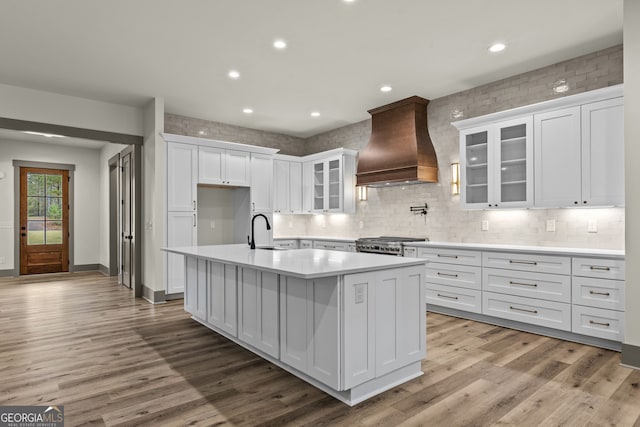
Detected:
[546,219,556,232]
[359,221,364,229]
[588,219,598,233]
[481,220,489,231]
[288,221,293,228]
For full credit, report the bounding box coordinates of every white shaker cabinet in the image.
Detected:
[166,211,198,294]
[460,117,533,209]
[184,257,207,320]
[198,146,250,186]
[581,97,625,206]
[534,107,582,207]
[207,262,238,336]
[273,157,303,214]
[238,268,279,358]
[304,149,357,214]
[250,153,274,213]
[167,142,198,212]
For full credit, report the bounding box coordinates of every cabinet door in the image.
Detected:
[207,262,237,336]
[198,146,225,185]
[225,149,251,186]
[185,257,207,320]
[312,160,326,212]
[302,161,314,213]
[326,157,343,212]
[581,97,624,206]
[534,107,582,207]
[166,211,197,294]
[273,159,290,213]
[494,117,533,208]
[375,266,425,376]
[238,268,279,358]
[460,127,492,209]
[280,276,309,372]
[167,142,197,211]
[250,153,273,213]
[289,161,303,213]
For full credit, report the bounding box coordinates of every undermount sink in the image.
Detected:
[254,246,287,251]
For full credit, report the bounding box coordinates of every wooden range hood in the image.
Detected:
[356,96,438,187]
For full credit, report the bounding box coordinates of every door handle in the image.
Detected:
[21,233,26,237]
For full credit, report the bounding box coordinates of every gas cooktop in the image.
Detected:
[355,236,428,256]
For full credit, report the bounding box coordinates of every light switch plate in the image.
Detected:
[481,220,489,231]
[546,219,556,232]
[588,219,598,233]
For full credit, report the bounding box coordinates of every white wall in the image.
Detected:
[0,139,104,270]
[98,143,127,268]
[624,0,640,350]
[0,84,144,136]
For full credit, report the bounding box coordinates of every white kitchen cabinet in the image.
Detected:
[581,97,624,206]
[299,239,313,249]
[250,153,274,213]
[198,146,250,186]
[166,211,197,294]
[273,157,303,214]
[238,267,279,358]
[460,117,533,209]
[274,239,298,249]
[185,257,207,320]
[313,240,350,251]
[483,291,571,331]
[207,262,238,336]
[304,150,357,214]
[167,142,198,212]
[280,276,340,389]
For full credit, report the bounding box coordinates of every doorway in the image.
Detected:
[19,167,70,274]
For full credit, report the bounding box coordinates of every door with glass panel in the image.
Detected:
[20,168,69,274]
[495,117,533,208]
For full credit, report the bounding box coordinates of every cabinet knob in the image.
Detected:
[583,201,587,204]
[488,204,492,207]
[574,201,578,205]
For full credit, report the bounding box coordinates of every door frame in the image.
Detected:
[108,153,120,277]
[13,160,76,275]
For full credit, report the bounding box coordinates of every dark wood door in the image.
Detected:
[20,167,69,274]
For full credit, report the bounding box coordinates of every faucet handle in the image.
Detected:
[247,235,250,246]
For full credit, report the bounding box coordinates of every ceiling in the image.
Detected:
[0,128,109,150]
[0,0,623,138]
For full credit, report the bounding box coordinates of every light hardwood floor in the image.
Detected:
[0,272,638,426]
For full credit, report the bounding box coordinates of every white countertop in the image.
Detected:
[404,241,625,259]
[163,244,426,279]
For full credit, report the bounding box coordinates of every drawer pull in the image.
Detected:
[509,280,538,288]
[589,266,611,271]
[437,293,459,300]
[589,320,610,327]
[509,305,538,314]
[437,254,459,259]
[509,260,538,266]
[437,272,459,278]
[589,290,611,296]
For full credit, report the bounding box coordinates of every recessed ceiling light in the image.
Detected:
[23,131,65,138]
[228,70,240,79]
[488,42,506,53]
[310,111,320,117]
[243,108,253,114]
[273,39,287,49]
[343,0,356,2]
[380,85,392,92]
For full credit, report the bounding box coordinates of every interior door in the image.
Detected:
[121,151,132,288]
[20,167,69,274]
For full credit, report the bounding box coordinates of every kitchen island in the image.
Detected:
[163,244,427,406]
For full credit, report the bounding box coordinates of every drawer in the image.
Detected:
[483,292,571,331]
[425,283,482,314]
[426,263,482,290]
[572,305,624,342]
[572,258,625,280]
[274,239,298,249]
[483,268,571,303]
[313,241,349,251]
[403,246,417,258]
[483,252,570,275]
[572,277,625,311]
[417,247,482,266]
[299,239,313,249]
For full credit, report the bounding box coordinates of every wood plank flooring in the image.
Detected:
[1,272,639,426]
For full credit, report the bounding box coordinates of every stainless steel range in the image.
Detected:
[355,236,428,256]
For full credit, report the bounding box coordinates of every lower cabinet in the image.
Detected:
[238,268,279,358]
[185,257,207,320]
[313,240,349,251]
[207,262,238,336]
[483,292,571,331]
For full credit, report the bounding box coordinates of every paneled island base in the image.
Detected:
[164,245,427,405]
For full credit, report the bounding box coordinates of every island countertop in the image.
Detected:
[163,244,426,279]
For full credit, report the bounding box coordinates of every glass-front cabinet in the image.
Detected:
[302,148,357,214]
[460,117,533,209]
[312,157,343,212]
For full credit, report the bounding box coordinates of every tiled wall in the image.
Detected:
[284,45,625,249]
[165,45,625,249]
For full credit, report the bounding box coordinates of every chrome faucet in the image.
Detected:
[248,213,271,249]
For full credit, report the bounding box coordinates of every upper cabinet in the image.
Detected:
[250,153,274,213]
[199,146,250,186]
[454,85,624,209]
[303,149,357,214]
[273,156,303,214]
[167,142,198,212]
[460,117,533,209]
